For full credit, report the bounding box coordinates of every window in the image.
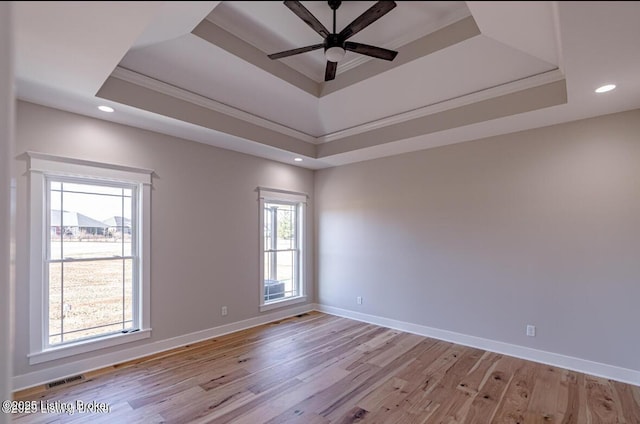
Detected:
[47,179,136,345]
[28,153,152,364]
[258,188,307,311]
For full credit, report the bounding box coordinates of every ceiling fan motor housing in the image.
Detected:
[328,1,342,11]
[324,34,344,50]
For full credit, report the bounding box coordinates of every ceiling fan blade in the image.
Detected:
[284,1,330,39]
[325,61,337,81]
[268,43,324,60]
[345,42,398,61]
[339,1,396,41]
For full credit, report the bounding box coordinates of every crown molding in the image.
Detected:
[317,68,565,143]
[111,67,317,144]
[111,67,564,147]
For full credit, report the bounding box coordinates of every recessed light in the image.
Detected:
[98,105,115,113]
[595,84,616,93]
[294,158,303,162]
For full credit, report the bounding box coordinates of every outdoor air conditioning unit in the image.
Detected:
[264,279,285,301]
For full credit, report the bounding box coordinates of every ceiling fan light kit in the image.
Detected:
[325,46,346,62]
[268,0,399,81]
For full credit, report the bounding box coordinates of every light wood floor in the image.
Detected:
[13,311,640,423]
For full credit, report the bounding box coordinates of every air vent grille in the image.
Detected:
[46,374,85,389]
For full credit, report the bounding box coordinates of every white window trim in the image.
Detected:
[27,152,153,364]
[258,187,308,312]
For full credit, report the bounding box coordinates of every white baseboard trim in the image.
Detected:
[13,303,315,391]
[314,304,640,387]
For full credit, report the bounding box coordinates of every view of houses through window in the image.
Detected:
[47,179,137,346]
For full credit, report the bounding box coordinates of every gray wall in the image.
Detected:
[13,101,314,378]
[1,3,15,420]
[315,109,640,371]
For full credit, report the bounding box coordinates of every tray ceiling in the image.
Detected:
[14,1,640,169]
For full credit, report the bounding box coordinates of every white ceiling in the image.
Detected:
[13,1,640,170]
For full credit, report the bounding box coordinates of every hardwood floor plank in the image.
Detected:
[457,351,502,395]
[584,376,622,424]
[613,380,640,423]
[423,345,484,404]
[464,355,520,423]
[557,370,580,424]
[491,360,537,424]
[524,364,563,423]
[356,376,407,412]
[11,312,640,423]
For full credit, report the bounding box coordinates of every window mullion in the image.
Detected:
[133,185,140,330]
[59,181,64,345]
[121,187,125,330]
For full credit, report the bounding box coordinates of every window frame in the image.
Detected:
[258,188,307,312]
[28,152,152,364]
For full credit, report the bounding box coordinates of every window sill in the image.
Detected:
[28,328,152,365]
[260,296,307,312]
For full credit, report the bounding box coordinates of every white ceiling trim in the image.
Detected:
[111,65,564,147]
[111,66,317,144]
[317,68,565,143]
[336,7,472,76]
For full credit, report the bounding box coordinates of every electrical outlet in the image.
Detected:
[526,325,536,337]
[221,306,228,316]
[356,296,363,305]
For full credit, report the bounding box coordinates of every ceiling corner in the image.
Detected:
[132,1,222,49]
[466,1,560,67]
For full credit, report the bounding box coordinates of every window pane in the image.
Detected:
[49,181,135,259]
[124,259,134,325]
[61,190,119,258]
[61,240,121,259]
[264,251,274,282]
[50,222,62,260]
[48,262,62,341]
[50,189,62,260]
[264,251,298,303]
[52,259,131,344]
[122,196,133,257]
[264,207,273,251]
[276,204,296,250]
[275,250,295,287]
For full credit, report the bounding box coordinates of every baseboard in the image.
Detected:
[13,303,315,391]
[14,303,640,391]
[314,304,640,387]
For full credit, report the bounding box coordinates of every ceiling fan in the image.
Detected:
[268,1,398,82]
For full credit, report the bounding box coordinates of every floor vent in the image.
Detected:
[46,374,85,389]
